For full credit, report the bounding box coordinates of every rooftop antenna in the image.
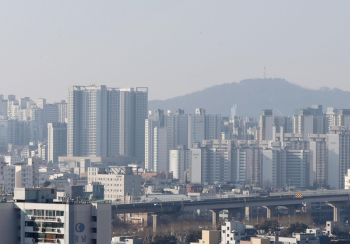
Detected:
[264,67,266,79]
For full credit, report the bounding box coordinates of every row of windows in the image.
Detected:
[25,210,64,217]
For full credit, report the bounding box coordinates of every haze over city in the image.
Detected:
[1,1,350,102]
[1,1,350,244]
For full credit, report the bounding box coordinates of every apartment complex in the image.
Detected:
[145,108,220,173]
[67,85,148,158]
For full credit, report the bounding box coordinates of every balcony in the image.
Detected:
[32,227,64,233]
[27,216,64,222]
[25,238,65,244]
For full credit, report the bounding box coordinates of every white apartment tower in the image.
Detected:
[145,109,164,171]
[309,134,327,187]
[169,145,189,181]
[153,127,168,171]
[327,126,350,189]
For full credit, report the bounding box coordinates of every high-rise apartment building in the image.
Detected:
[294,105,327,140]
[144,110,165,171]
[188,108,221,147]
[145,119,159,171]
[309,134,327,187]
[262,149,280,188]
[335,109,350,127]
[56,100,68,123]
[169,145,189,181]
[47,122,67,163]
[281,149,311,188]
[45,103,59,123]
[165,109,188,150]
[259,109,274,141]
[188,108,206,146]
[67,85,108,157]
[190,140,234,184]
[327,126,350,189]
[233,147,262,186]
[153,127,168,172]
[67,85,147,158]
[145,109,188,172]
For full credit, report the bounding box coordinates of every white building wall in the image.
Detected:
[153,127,168,172]
[0,202,17,244]
[88,167,142,200]
[262,150,277,188]
[345,169,350,190]
[327,134,340,189]
[301,115,314,141]
[190,148,202,184]
[169,150,180,179]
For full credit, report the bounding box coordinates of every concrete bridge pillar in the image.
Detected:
[168,213,179,224]
[210,209,220,228]
[286,205,296,217]
[264,206,276,219]
[152,214,159,233]
[326,202,346,222]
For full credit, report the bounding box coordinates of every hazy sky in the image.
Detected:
[0,1,349,102]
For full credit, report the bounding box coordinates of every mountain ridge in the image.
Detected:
[149,78,350,118]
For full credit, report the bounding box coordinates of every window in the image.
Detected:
[25,221,34,226]
[56,211,64,216]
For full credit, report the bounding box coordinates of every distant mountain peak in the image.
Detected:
[149,78,346,117]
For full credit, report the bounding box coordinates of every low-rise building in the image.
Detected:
[221,221,257,244]
[241,237,269,244]
[111,236,143,244]
[190,230,220,244]
[88,166,142,201]
[0,158,40,193]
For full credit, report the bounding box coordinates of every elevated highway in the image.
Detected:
[114,193,350,228]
